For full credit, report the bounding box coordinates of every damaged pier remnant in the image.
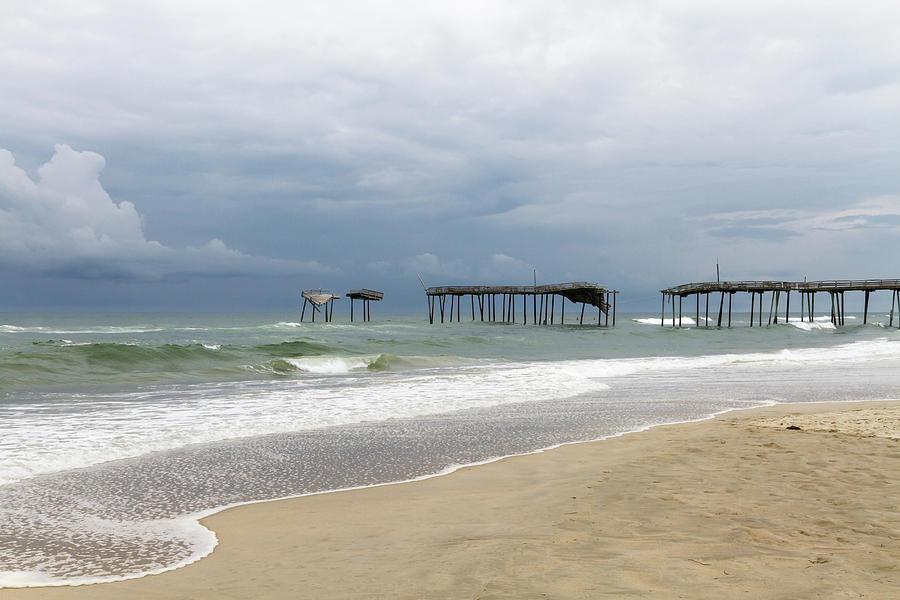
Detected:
[659,279,900,328]
[346,289,384,322]
[424,282,617,326]
[300,289,340,323]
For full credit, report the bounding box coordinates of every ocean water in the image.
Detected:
[1,309,899,587]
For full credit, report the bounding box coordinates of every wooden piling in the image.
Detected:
[705,293,710,327]
[750,292,755,327]
[716,292,724,327]
[864,291,869,324]
[728,292,732,327]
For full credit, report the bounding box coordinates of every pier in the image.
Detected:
[424,282,618,326]
[300,290,339,322]
[346,289,383,322]
[659,279,900,328]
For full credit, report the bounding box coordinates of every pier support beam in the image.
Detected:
[750,293,755,327]
[864,291,869,324]
[728,292,732,327]
[716,292,724,327]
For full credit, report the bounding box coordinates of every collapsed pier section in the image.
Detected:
[300,289,340,323]
[659,279,900,328]
[425,282,618,326]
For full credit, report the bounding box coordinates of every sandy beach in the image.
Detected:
[6,400,899,599]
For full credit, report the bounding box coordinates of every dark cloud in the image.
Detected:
[2,1,900,310]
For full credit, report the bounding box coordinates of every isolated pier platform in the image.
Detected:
[346,289,383,322]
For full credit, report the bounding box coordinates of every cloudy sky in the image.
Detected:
[2,0,899,311]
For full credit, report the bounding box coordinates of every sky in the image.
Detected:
[2,0,899,312]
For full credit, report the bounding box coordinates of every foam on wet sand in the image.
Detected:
[6,400,899,599]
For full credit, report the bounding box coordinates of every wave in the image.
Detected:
[1,325,166,334]
[633,316,711,326]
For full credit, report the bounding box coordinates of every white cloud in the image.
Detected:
[695,196,900,238]
[0,145,332,279]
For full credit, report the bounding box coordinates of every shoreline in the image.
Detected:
[3,399,778,590]
[5,398,899,598]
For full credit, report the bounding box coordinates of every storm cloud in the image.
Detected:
[2,1,899,310]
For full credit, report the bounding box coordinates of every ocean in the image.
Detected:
[1,309,899,587]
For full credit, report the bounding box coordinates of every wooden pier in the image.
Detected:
[659,279,900,328]
[346,289,383,322]
[300,290,339,323]
[425,282,618,326]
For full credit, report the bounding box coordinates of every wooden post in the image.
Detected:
[800,291,805,321]
[671,293,676,327]
[523,294,527,325]
[773,291,780,324]
[759,292,763,327]
[678,294,682,327]
[864,291,869,324]
[605,293,609,327]
[533,293,537,325]
[728,292,732,327]
[716,292,724,327]
[891,290,896,327]
[767,291,775,326]
[580,302,586,325]
[551,294,555,325]
[561,296,565,324]
[439,296,445,323]
[301,298,308,322]
[428,296,434,324]
[785,290,790,323]
[705,292,710,327]
[750,292,755,327]
[830,292,836,325]
[539,294,544,325]
[598,302,602,327]
[841,290,846,327]
[612,293,616,326]
[811,293,815,322]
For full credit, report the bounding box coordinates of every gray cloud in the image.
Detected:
[0,145,332,281]
[1,1,900,309]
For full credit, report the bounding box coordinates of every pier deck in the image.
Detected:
[425,282,618,326]
[660,279,900,328]
[346,289,383,322]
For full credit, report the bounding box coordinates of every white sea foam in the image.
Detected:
[282,356,373,374]
[0,325,164,334]
[2,337,898,488]
[633,316,712,326]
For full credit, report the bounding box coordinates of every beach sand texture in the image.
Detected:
[6,401,899,599]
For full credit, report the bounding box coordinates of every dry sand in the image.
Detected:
[6,400,899,599]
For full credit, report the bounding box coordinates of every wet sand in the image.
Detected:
[7,400,900,599]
